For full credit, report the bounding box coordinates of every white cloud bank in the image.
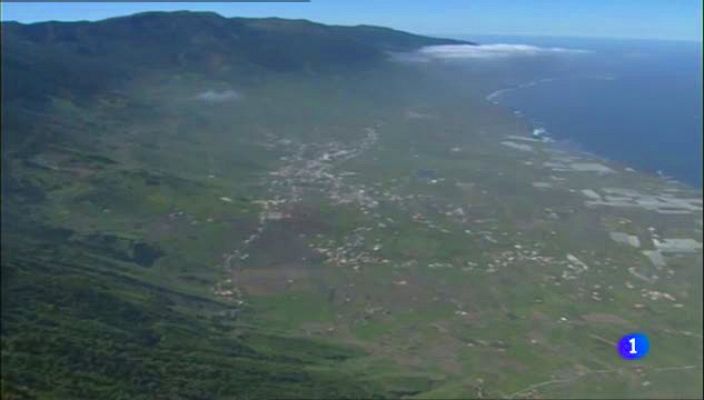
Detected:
[195,89,242,102]
[395,44,590,62]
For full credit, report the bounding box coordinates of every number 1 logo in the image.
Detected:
[618,333,649,360]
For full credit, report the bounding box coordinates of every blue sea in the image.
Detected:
[451,35,703,188]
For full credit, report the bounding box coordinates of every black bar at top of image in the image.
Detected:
[1,0,309,3]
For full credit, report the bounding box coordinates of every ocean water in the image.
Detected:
[451,35,703,188]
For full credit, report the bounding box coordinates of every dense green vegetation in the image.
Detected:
[2,236,386,399]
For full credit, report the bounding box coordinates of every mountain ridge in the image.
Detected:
[1,11,474,104]
[1,11,474,67]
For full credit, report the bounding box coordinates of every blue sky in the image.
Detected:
[1,0,702,42]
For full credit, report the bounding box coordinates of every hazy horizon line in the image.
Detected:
[432,32,703,44]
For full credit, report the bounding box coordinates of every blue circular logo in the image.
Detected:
[617,333,649,360]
